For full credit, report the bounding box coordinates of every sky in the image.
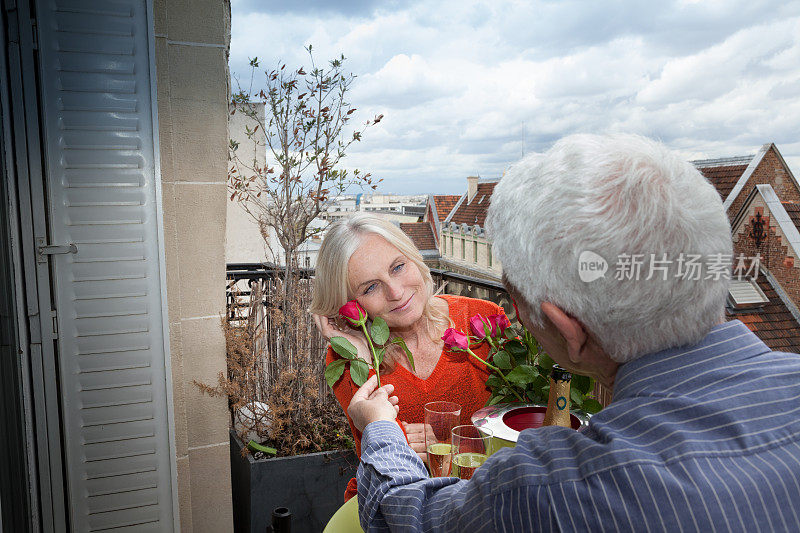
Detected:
[230,0,800,195]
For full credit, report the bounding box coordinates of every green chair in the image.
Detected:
[323,496,363,533]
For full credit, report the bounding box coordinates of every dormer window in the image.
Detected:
[727,278,769,310]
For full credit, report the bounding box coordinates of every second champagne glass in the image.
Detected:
[424,401,462,477]
[451,425,493,480]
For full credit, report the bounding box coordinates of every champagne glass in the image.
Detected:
[451,425,493,480]
[424,401,461,477]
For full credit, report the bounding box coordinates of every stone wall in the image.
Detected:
[226,104,271,264]
[154,0,234,530]
[439,228,502,281]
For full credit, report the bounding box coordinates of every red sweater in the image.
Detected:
[326,295,504,501]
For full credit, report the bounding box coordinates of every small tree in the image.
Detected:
[219,48,382,450]
[228,45,382,290]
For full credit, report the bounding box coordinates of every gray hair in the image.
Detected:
[486,134,732,362]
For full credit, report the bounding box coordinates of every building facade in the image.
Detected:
[438,177,502,281]
[695,144,800,351]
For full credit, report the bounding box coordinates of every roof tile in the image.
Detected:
[448,181,498,227]
[782,201,800,232]
[433,195,461,222]
[727,276,800,353]
[695,164,749,202]
[400,222,437,251]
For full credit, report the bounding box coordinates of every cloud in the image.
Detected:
[231,0,400,17]
[354,54,450,108]
[636,18,799,105]
[230,0,800,194]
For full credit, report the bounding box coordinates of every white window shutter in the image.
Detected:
[35,0,177,530]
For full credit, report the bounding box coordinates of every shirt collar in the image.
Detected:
[612,320,770,401]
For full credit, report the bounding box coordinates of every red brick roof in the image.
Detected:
[696,164,749,202]
[783,202,800,232]
[400,222,437,251]
[447,181,498,227]
[729,276,800,353]
[433,195,460,222]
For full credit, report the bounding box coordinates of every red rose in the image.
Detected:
[469,314,490,339]
[441,328,469,351]
[339,300,367,327]
[488,314,511,336]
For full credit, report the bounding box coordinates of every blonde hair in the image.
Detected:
[310,214,450,371]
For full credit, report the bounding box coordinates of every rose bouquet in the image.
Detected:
[324,300,414,388]
[442,313,603,413]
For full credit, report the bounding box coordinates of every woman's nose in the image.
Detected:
[386,280,403,300]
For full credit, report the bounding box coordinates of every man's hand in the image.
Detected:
[348,375,400,431]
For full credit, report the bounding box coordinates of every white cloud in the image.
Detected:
[355,54,449,108]
[636,18,800,105]
[230,1,800,193]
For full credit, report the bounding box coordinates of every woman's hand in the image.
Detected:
[401,422,429,463]
[312,313,371,363]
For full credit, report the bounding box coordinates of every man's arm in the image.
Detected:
[357,420,502,532]
[348,377,505,532]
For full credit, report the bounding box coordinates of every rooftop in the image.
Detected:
[693,158,752,203]
[691,155,754,168]
[783,202,800,232]
[446,180,499,227]
[432,195,461,222]
[728,273,800,353]
[399,222,437,253]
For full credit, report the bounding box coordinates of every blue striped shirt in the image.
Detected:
[357,320,800,532]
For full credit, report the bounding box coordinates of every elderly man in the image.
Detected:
[348,134,800,532]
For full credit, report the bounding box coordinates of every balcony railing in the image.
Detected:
[225,262,328,406]
[225,264,612,408]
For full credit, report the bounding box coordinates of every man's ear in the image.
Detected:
[540,302,587,365]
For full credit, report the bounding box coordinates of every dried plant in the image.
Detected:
[196,275,352,457]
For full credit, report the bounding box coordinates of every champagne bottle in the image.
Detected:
[542,365,572,428]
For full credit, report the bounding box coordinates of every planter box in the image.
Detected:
[230,430,358,532]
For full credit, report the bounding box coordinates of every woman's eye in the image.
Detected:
[393,263,405,273]
[364,283,377,295]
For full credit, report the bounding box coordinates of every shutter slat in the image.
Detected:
[37,0,176,529]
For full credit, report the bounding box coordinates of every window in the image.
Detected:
[442,235,446,254]
[449,236,453,256]
[305,256,311,268]
[473,240,478,263]
[460,238,465,259]
[727,278,768,310]
[488,244,493,267]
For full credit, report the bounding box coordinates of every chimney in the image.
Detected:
[467,176,479,203]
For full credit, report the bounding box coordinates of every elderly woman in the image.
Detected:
[310,213,506,501]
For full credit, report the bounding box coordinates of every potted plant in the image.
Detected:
[200,277,358,533]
